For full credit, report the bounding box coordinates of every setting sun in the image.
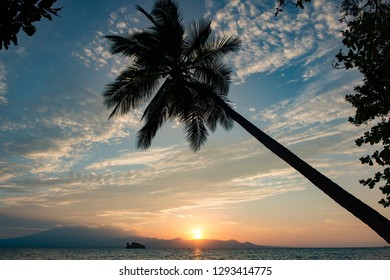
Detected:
[191,229,203,240]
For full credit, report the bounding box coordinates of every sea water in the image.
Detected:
[1,247,389,260]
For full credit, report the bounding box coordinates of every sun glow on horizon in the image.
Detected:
[191,229,203,240]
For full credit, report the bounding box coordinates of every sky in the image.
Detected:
[0,0,389,247]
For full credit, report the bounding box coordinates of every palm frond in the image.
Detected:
[209,35,242,54]
[103,66,161,119]
[211,95,235,131]
[104,33,154,60]
[183,19,212,57]
[104,33,161,64]
[182,112,209,152]
[193,35,241,64]
[141,78,173,121]
[129,32,170,69]
[185,81,234,132]
[136,5,158,26]
[137,79,174,149]
[164,81,192,119]
[150,0,184,54]
[192,58,232,96]
[152,0,183,26]
[104,35,135,56]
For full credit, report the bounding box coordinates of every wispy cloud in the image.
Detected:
[85,146,179,170]
[14,46,28,58]
[206,0,345,82]
[252,71,360,148]
[0,88,142,175]
[0,136,298,212]
[72,6,146,78]
[72,0,345,84]
[0,61,8,105]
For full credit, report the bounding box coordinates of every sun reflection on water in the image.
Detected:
[193,248,203,260]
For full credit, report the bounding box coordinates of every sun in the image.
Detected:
[191,229,203,240]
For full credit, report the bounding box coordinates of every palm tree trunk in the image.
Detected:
[213,96,390,244]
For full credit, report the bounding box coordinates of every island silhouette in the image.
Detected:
[126,242,146,249]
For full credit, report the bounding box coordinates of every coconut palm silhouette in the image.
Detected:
[103,0,390,243]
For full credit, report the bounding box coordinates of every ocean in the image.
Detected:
[1,247,390,260]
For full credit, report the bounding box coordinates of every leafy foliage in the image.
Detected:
[0,0,62,50]
[103,0,240,151]
[334,0,390,207]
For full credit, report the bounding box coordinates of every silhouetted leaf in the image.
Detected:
[0,0,62,50]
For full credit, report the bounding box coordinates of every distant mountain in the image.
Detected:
[0,226,128,248]
[0,226,268,249]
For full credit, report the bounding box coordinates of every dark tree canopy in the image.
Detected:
[0,0,62,50]
[277,0,390,208]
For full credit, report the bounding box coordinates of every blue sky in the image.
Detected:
[0,0,388,247]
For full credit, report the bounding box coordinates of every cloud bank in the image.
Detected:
[205,0,345,83]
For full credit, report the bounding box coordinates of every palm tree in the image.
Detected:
[103,0,390,243]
